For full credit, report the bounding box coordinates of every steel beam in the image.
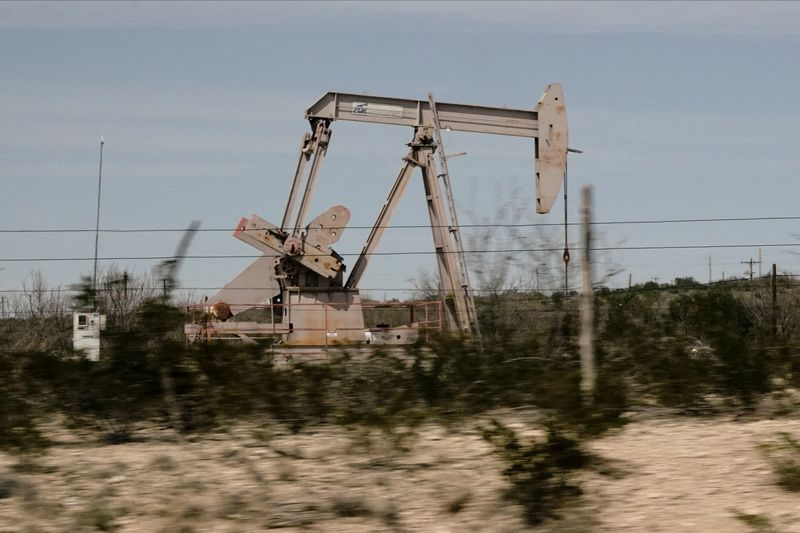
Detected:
[306,84,568,215]
[306,92,540,138]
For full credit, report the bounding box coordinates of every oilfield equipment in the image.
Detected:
[72,311,106,361]
[186,84,569,346]
[73,222,200,360]
[72,136,107,361]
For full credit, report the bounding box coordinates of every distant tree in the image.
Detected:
[674,276,702,289]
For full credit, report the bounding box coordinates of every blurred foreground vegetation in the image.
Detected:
[1,273,799,524]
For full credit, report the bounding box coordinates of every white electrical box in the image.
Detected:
[72,312,106,361]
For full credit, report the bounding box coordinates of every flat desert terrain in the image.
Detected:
[1,412,799,532]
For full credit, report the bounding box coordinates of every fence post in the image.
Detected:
[579,185,595,403]
[772,263,778,337]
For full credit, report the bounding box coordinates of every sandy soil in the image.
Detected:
[1,410,798,532]
[581,416,800,533]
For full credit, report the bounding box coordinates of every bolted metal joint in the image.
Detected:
[283,236,303,256]
[410,127,435,147]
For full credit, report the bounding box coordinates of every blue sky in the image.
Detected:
[2,1,800,299]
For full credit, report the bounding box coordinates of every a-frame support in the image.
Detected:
[345,127,472,334]
[281,119,332,235]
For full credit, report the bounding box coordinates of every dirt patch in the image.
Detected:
[580,416,800,532]
[1,413,799,532]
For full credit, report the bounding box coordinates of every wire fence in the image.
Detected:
[0,275,795,318]
[2,214,800,233]
[2,213,799,263]
[0,275,797,296]
[1,213,798,316]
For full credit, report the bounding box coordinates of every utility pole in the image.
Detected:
[742,259,752,281]
[759,249,763,277]
[741,257,761,282]
[708,255,712,284]
[579,185,595,403]
[0,267,5,319]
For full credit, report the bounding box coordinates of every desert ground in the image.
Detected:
[1,406,799,533]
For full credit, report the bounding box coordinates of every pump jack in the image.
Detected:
[190,84,568,346]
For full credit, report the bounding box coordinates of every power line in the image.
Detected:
[3,214,800,234]
[1,241,799,263]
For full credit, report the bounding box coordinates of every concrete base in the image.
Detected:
[283,288,366,346]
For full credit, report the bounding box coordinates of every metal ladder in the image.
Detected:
[427,93,481,340]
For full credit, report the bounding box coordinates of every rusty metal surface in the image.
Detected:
[185,300,443,347]
[283,289,365,346]
[235,213,345,280]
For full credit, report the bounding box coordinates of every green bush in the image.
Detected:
[668,289,771,406]
[482,419,587,525]
[0,338,49,453]
[762,433,800,492]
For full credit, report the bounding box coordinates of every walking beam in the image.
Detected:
[306,84,568,214]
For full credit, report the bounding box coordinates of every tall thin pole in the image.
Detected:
[92,136,105,311]
[708,255,712,284]
[562,160,570,294]
[772,263,778,337]
[741,258,754,281]
[579,185,595,403]
[123,271,128,330]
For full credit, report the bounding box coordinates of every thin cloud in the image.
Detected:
[2,1,799,35]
